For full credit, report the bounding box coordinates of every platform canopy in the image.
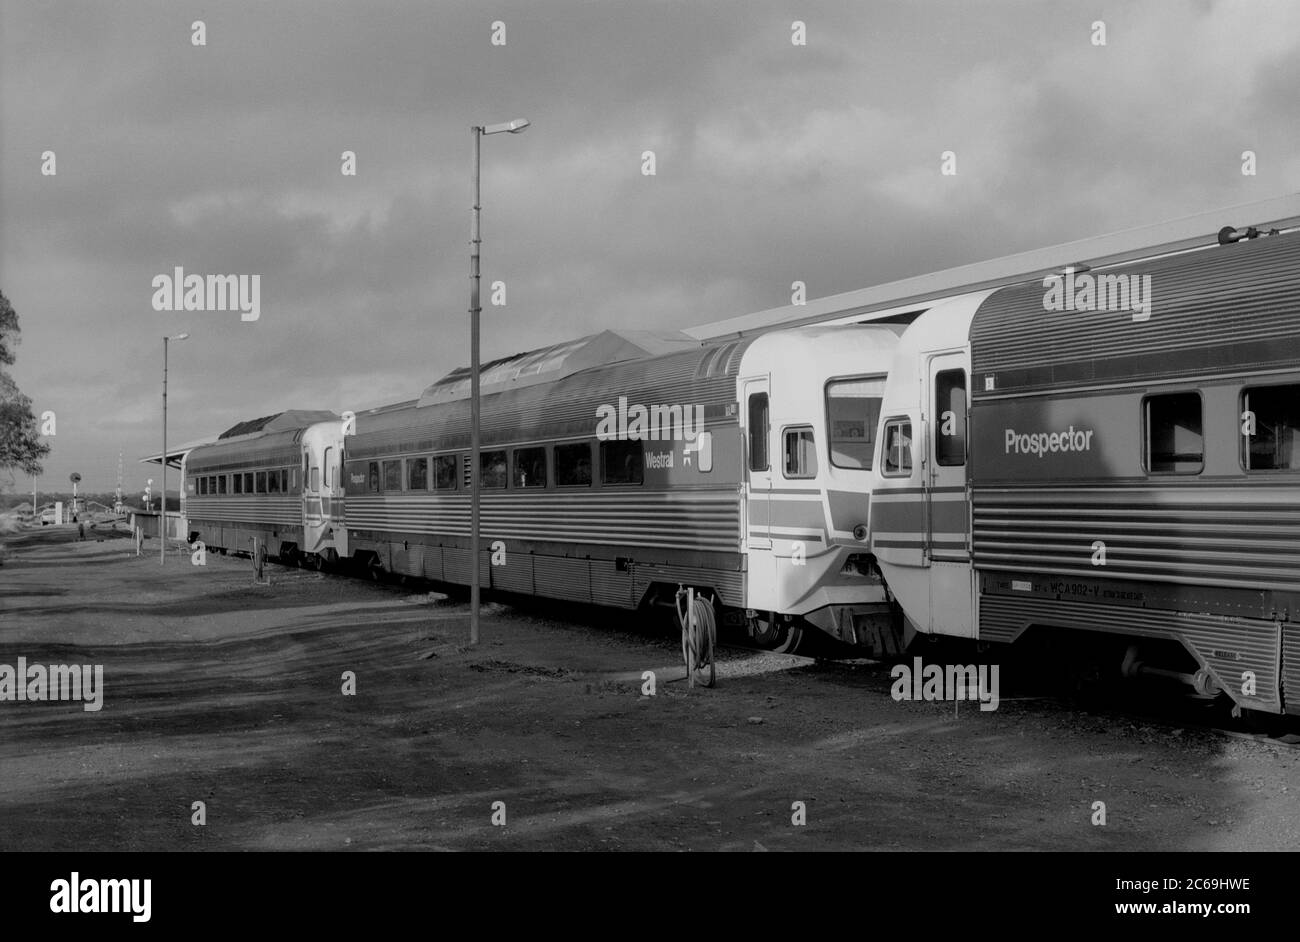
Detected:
[138,437,216,470]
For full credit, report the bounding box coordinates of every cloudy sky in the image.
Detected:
[2,0,1298,495]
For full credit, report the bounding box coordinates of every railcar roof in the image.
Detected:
[217,409,339,439]
[971,228,1300,396]
[417,329,703,406]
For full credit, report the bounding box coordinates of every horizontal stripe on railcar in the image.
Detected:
[972,486,1300,593]
[186,496,301,528]
[343,492,741,551]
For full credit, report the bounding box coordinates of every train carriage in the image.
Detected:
[342,326,902,650]
[185,409,344,566]
[870,228,1300,716]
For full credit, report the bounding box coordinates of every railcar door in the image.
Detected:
[743,377,777,610]
[302,442,324,553]
[925,353,976,637]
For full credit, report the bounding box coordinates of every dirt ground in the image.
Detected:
[2,523,1299,851]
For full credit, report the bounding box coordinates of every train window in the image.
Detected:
[826,377,884,469]
[783,427,818,479]
[367,462,380,493]
[882,419,913,476]
[555,442,593,487]
[324,448,334,487]
[291,468,298,490]
[231,473,242,495]
[217,474,227,495]
[600,440,644,485]
[382,460,403,492]
[934,369,967,467]
[482,450,508,489]
[1242,384,1300,471]
[243,472,254,494]
[513,447,547,488]
[434,455,459,490]
[1145,393,1203,474]
[408,457,429,490]
[747,393,770,472]
[255,471,267,493]
[268,470,280,494]
[198,477,207,495]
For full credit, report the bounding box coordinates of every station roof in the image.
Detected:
[138,437,217,470]
[686,192,1300,340]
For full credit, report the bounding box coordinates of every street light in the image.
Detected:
[469,117,529,645]
[162,332,189,563]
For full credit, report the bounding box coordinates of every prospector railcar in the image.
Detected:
[343,326,902,651]
[185,409,346,567]
[870,228,1300,716]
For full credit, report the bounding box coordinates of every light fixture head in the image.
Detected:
[483,118,530,135]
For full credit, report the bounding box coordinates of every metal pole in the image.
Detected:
[469,125,482,645]
[161,336,167,564]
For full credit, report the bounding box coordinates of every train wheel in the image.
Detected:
[751,614,803,654]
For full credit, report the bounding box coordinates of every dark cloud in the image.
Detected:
[3,0,1298,490]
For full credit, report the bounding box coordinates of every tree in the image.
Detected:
[0,291,50,481]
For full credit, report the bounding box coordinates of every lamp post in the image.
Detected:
[162,332,189,563]
[469,117,529,645]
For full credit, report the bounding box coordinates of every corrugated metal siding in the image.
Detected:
[349,339,750,457]
[632,562,744,607]
[345,491,741,552]
[972,231,1300,394]
[1284,629,1300,716]
[979,594,1282,712]
[972,485,1300,597]
[187,495,300,528]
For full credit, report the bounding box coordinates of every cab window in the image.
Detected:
[826,377,884,469]
[783,427,818,479]
[882,419,913,476]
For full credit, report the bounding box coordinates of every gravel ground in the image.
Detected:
[2,525,1298,851]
